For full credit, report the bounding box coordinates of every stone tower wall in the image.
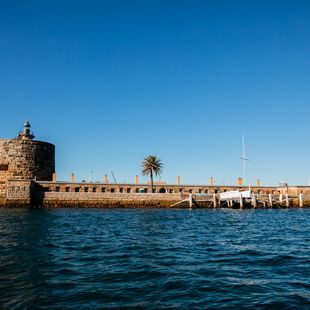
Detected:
[0,139,55,184]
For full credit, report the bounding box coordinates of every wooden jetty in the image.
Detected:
[170,191,305,209]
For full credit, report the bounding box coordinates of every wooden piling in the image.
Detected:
[251,194,257,208]
[269,194,273,207]
[213,194,217,208]
[239,193,243,208]
[189,193,193,209]
[299,193,303,208]
[286,194,289,207]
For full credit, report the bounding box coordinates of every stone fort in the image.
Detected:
[0,123,309,208]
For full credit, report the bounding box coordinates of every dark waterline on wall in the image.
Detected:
[0,208,310,309]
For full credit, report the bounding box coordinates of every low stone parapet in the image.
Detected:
[34,192,183,208]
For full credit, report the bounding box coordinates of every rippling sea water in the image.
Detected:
[0,208,310,309]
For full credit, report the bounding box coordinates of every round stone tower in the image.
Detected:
[0,122,55,183]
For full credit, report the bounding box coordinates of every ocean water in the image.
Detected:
[0,208,310,309]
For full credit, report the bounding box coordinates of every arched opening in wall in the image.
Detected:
[159,188,166,193]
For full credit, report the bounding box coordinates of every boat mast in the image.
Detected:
[241,135,249,185]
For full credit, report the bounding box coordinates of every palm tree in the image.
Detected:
[141,155,163,193]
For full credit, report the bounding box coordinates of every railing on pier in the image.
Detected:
[170,191,304,208]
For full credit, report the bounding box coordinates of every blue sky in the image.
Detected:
[1,0,310,185]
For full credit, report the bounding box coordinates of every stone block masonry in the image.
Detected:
[34,192,182,208]
[0,139,55,183]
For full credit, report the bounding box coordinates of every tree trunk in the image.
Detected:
[150,170,154,193]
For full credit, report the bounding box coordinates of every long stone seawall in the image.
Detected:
[34,192,182,208]
[2,179,310,208]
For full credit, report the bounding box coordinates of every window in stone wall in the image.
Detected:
[169,189,173,193]
[84,187,89,192]
[75,187,80,192]
[65,187,70,192]
[127,188,131,193]
[111,188,115,193]
[205,189,209,194]
[120,188,123,193]
[0,164,9,171]
[189,189,192,193]
[93,187,96,192]
[101,187,106,193]
[214,189,218,194]
[56,187,60,192]
[179,188,183,193]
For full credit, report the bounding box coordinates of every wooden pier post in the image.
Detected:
[285,194,289,208]
[299,193,303,208]
[189,193,193,209]
[213,194,217,208]
[239,193,243,208]
[251,194,257,208]
[279,194,283,206]
[269,194,273,207]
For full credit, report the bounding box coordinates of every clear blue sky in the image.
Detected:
[1,0,310,186]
